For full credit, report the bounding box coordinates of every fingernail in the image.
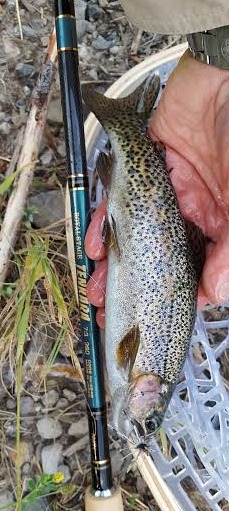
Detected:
[217,281,229,301]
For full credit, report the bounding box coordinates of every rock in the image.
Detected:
[109,45,122,55]
[37,418,63,439]
[2,34,20,58]
[47,97,63,124]
[15,63,35,78]
[22,462,31,475]
[6,0,15,11]
[57,141,66,158]
[74,0,86,20]
[23,86,31,97]
[20,396,35,416]
[63,388,76,402]
[40,148,53,166]
[110,451,123,477]
[23,498,49,511]
[13,25,36,39]
[87,3,104,20]
[63,435,89,457]
[87,68,98,81]
[6,398,16,410]
[68,417,88,437]
[10,441,33,467]
[41,390,59,408]
[56,398,68,408]
[58,464,71,483]
[5,424,16,439]
[92,35,112,51]
[0,122,10,136]
[98,0,108,7]
[0,491,14,510]
[41,443,63,474]
[0,112,11,122]
[41,35,49,47]
[28,190,65,229]
[76,20,94,40]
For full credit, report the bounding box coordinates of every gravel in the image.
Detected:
[37,418,63,439]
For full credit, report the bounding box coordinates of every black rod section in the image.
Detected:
[55,0,113,493]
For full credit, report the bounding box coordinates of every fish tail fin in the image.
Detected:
[82,74,160,125]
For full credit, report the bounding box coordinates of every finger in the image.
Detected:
[166,147,225,241]
[201,222,229,304]
[85,197,107,260]
[96,308,105,329]
[86,259,107,307]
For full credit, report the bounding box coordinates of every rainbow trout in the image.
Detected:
[83,76,205,438]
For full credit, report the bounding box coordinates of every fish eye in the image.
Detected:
[145,412,163,433]
[145,417,158,433]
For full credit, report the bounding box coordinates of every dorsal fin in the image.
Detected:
[82,74,160,126]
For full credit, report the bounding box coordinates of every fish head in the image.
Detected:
[113,373,174,438]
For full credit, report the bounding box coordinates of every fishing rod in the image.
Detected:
[54,1,123,509]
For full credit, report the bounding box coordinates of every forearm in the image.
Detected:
[120,0,229,34]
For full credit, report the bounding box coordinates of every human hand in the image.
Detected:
[85,51,229,328]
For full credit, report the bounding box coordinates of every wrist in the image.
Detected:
[187,26,229,70]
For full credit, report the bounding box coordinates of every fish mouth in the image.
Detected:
[112,373,174,438]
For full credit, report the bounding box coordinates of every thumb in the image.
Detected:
[201,222,229,304]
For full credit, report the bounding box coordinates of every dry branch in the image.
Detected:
[0,29,58,286]
[129,443,184,511]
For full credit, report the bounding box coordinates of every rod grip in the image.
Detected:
[85,486,124,511]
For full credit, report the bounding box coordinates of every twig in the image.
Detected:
[129,442,184,511]
[130,28,143,55]
[0,29,58,287]
[5,127,25,177]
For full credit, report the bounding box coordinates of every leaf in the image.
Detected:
[27,479,36,490]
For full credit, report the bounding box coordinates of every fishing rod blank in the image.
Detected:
[54,0,123,509]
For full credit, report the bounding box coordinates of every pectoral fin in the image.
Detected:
[116,326,140,378]
[102,214,120,258]
[96,152,114,191]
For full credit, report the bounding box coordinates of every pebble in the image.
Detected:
[109,45,121,55]
[15,62,35,78]
[2,34,20,58]
[21,462,31,475]
[40,148,53,166]
[110,451,124,477]
[57,141,66,158]
[41,443,63,474]
[56,398,69,409]
[6,0,15,12]
[47,97,63,124]
[37,418,63,439]
[87,4,104,20]
[29,190,65,230]
[68,417,88,437]
[23,498,48,511]
[92,35,112,51]
[63,435,89,457]
[20,396,35,416]
[74,0,87,20]
[58,463,71,483]
[76,20,94,40]
[0,112,11,122]
[10,441,33,467]
[0,122,10,136]
[23,86,31,97]
[6,398,16,410]
[13,25,36,39]
[63,388,76,402]
[41,390,59,408]
[0,491,14,511]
